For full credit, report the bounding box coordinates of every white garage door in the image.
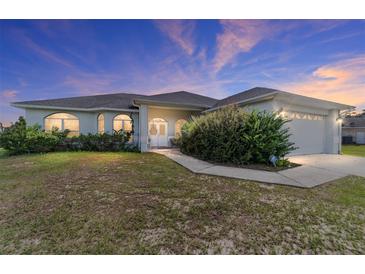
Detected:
[284,112,326,155]
[357,132,365,144]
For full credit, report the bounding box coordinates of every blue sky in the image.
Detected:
[0,19,364,125]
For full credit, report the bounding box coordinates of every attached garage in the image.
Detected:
[284,112,326,155]
[219,88,354,155]
[271,93,348,155]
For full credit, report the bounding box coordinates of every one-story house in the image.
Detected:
[342,116,365,144]
[11,87,353,155]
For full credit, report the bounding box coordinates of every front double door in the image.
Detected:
[149,118,168,147]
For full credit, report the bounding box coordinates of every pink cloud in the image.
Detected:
[155,20,195,55]
[281,54,365,110]
[1,89,18,98]
[213,20,346,73]
[213,20,274,72]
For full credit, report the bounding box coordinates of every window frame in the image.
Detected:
[113,114,133,133]
[97,113,105,134]
[44,112,80,136]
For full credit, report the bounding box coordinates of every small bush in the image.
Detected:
[178,106,296,165]
[63,130,138,152]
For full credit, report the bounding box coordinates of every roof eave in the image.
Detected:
[204,92,278,113]
[11,103,139,112]
[274,93,355,111]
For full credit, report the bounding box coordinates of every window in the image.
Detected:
[175,119,187,137]
[44,113,79,136]
[97,114,104,134]
[280,111,324,121]
[113,114,132,132]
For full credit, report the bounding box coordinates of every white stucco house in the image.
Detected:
[11,87,353,155]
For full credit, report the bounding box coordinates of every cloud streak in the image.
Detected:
[154,20,196,55]
[213,20,273,72]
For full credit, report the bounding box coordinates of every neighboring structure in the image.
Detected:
[11,87,353,155]
[342,116,365,144]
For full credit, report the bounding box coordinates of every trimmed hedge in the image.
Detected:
[178,107,296,165]
[0,116,138,155]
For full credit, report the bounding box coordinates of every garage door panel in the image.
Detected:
[287,119,326,155]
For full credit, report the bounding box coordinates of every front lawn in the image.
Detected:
[0,152,364,254]
[342,145,365,157]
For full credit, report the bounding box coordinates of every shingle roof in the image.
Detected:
[139,91,218,108]
[212,87,281,109]
[12,87,351,112]
[13,93,146,109]
[13,91,218,110]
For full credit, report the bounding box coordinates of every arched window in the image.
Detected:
[44,113,79,136]
[175,119,187,137]
[113,114,132,132]
[97,114,104,134]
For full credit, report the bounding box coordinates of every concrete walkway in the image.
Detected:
[152,149,349,188]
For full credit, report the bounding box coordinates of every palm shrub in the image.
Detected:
[179,106,296,165]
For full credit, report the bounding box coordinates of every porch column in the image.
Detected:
[139,105,149,152]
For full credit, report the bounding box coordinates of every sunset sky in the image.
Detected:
[0,19,364,125]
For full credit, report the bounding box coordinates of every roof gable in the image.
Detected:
[212,87,280,109]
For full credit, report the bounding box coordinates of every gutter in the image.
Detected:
[11,103,139,113]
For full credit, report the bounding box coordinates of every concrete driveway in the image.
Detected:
[289,154,365,177]
[154,149,362,188]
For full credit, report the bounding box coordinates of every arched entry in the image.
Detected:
[149,118,168,147]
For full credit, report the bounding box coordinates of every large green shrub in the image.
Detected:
[178,107,296,165]
[0,116,138,155]
[0,117,66,155]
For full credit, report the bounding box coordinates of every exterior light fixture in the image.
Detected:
[336,117,343,123]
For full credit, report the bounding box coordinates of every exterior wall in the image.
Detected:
[146,106,200,150]
[324,109,341,154]
[25,108,98,134]
[24,108,140,145]
[241,100,276,112]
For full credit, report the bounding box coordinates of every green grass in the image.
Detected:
[0,148,9,159]
[1,151,365,254]
[342,145,365,157]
